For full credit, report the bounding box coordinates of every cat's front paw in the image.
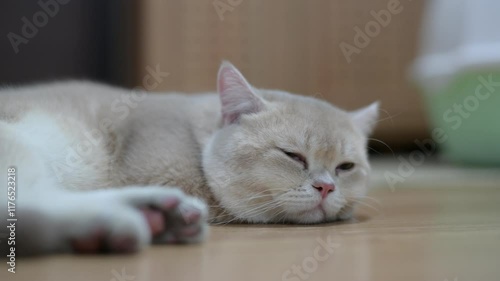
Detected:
[68,187,208,254]
[115,187,209,245]
[150,196,208,244]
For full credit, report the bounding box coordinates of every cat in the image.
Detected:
[0,62,378,255]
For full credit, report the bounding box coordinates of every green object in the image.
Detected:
[421,71,500,166]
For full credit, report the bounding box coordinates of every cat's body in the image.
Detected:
[0,62,378,255]
[0,81,224,215]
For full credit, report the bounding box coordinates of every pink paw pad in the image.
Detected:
[162,197,180,209]
[71,230,139,254]
[71,230,105,254]
[181,208,201,224]
[141,209,166,236]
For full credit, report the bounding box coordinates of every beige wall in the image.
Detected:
[134,0,428,148]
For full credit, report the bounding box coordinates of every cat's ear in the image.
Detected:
[350,102,379,135]
[217,61,264,125]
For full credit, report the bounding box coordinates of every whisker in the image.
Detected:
[368,146,384,155]
[345,195,382,206]
[273,209,289,223]
[349,198,381,214]
[206,188,289,209]
[210,201,285,225]
[354,195,382,205]
[376,109,401,125]
[368,137,395,157]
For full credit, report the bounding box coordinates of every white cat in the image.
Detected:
[0,62,378,255]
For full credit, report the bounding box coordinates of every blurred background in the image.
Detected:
[2,0,498,164]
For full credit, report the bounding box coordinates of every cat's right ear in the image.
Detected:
[217,61,264,126]
[350,102,379,135]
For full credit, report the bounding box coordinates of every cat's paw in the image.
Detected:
[154,196,208,244]
[114,187,209,245]
[65,186,208,254]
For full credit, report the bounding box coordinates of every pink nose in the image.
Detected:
[312,182,335,199]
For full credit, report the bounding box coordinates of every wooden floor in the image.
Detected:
[3,182,500,281]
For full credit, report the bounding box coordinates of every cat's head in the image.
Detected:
[203,62,378,224]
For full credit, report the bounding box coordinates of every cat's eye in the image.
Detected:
[336,162,355,173]
[279,149,308,169]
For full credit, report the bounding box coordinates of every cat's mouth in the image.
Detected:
[284,198,348,223]
[290,204,328,223]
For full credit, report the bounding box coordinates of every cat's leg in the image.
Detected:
[1,185,208,255]
[0,120,207,256]
[0,121,59,255]
[104,187,209,245]
[69,186,209,252]
[23,186,208,255]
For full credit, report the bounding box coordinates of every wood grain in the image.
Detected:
[5,184,500,281]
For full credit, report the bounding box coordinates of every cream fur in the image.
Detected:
[0,62,378,255]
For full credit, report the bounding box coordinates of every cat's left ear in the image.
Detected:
[350,102,379,135]
[217,61,265,126]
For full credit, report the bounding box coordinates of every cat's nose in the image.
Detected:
[312,182,335,199]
